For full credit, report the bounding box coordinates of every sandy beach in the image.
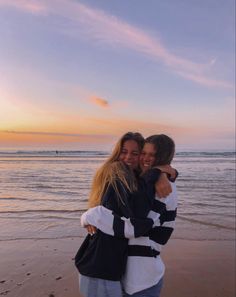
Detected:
[0,236,235,297]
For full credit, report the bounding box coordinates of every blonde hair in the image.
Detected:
[88,132,144,208]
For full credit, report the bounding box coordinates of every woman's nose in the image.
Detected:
[125,153,132,160]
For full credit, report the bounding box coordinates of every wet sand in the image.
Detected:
[0,237,235,297]
[161,239,235,297]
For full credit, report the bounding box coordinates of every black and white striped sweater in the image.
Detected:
[81,170,177,294]
[76,172,157,281]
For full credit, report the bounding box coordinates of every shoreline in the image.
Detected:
[0,237,235,297]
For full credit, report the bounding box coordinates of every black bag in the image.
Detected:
[74,233,96,272]
[75,181,131,280]
[74,230,128,280]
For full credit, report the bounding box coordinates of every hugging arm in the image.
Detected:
[143,167,178,198]
[148,183,178,245]
[143,168,178,245]
[81,205,155,239]
[81,169,178,243]
[155,165,178,181]
[81,195,177,246]
[81,180,155,239]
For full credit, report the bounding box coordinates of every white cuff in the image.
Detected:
[80,211,89,227]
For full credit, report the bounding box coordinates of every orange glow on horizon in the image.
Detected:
[0,131,115,145]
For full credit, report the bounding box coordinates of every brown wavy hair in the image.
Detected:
[145,134,175,166]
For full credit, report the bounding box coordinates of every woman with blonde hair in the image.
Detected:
[79,134,178,297]
[88,132,144,209]
[76,132,161,297]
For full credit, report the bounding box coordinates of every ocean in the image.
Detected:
[0,150,235,242]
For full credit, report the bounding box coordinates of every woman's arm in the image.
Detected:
[149,183,178,245]
[154,165,177,180]
[143,166,178,198]
[142,168,172,198]
[81,197,177,245]
[81,205,155,239]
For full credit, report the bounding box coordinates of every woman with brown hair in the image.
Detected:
[75,132,172,297]
[80,134,178,297]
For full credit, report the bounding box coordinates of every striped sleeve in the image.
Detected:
[81,206,154,239]
[148,183,177,245]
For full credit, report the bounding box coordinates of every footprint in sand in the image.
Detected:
[0,291,10,296]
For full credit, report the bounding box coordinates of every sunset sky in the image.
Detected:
[0,0,235,151]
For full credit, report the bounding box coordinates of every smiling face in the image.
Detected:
[119,139,140,170]
[140,143,157,172]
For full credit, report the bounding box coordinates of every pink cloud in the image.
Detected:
[90,96,109,108]
[0,0,47,14]
[176,71,234,89]
[1,0,233,89]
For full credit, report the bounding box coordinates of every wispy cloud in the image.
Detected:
[90,96,109,108]
[1,130,112,138]
[0,0,233,89]
[88,117,187,137]
[176,71,234,89]
[2,130,83,137]
[0,129,116,148]
[0,0,47,14]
